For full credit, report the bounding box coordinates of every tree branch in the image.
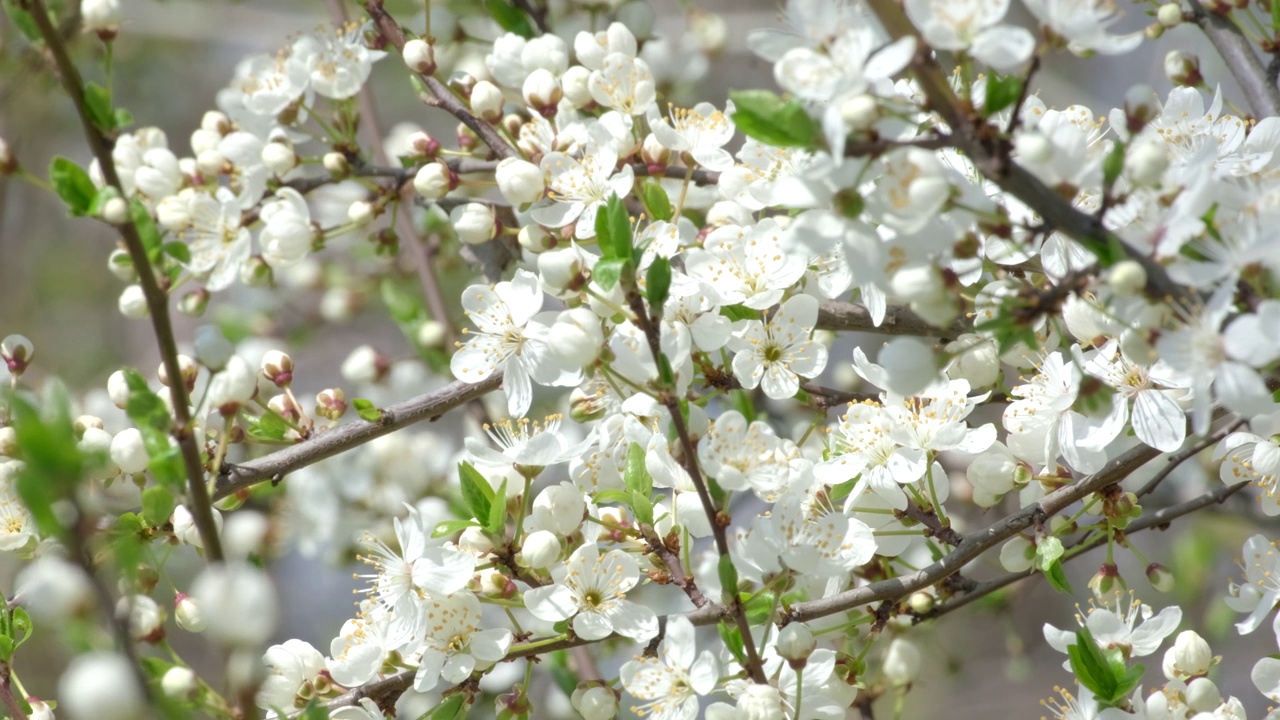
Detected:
[1191,6,1280,119]
[213,374,502,500]
[23,0,223,562]
[816,300,968,340]
[1135,417,1242,498]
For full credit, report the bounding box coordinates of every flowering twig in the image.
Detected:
[642,528,710,608]
[1191,5,1280,118]
[363,0,517,160]
[213,374,502,500]
[22,0,223,562]
[1135,417,1243,498]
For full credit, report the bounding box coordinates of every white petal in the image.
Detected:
[1132,390,1187,453]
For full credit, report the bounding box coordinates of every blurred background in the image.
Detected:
[0,0,1273,717]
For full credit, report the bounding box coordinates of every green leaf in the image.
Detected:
[381,277,426,324]
[114,107,134,129]
[625,443,653,497]
[592,257,628,292]
[728,89,819,148]
[645,256,672,311]
[720,304,760,321]
[130,199,163,262]
[141,485,176,526]
[743,591,775,625]
[1069,626,1127,705]
[657,354,676,387]
[729,389,757,422]
[485,0,534,38]
[1035,535,1064,572]
[641,182,672,222]
[1115,662,1145,701]
[432,519,478,538]
[547,651,579,697]
[111,513,146,581]
[631,489,654,527]
[594,193,632,260]
[10,387,81,538]
[1045,558,1072,593]
[429,694,469,720]
[2,1,40,41]
[296,699,329,720]
[718,621,747,665]
[247,412,289,442]
[163,241,191,264]
[352,398,383,423]
[458,461,494,524]
[49,157,98,217]
[10,607,32,652]
[983,74,1023,117]
[487,478,508,535]
[1103,141,1125,188]
[718,555,739,600]
[84,83,116,132]
[0,637,13,664]
[594,489,632,507]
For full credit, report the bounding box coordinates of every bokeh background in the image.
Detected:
[0,0,1275,717]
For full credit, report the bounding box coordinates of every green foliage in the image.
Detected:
[645,257,672,311]
[352,398,383,423]
[595,194,633,262]
[983,74,1023,117]
[485,0,534,38]
[728,90,819,148]
[640,182,672,222]
[459,461,494,526]
[1067,627,1145,707]
[592,258,627,292]
[121,368,184,489]
[49,156,98,217]
[9,382,82,539]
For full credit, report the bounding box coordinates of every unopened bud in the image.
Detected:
[239,255,273,288]
[413,162,455,200]
[518,224,556,253]
[470,81,505,123]
[1157,3,1183,26]
[1123,85,1159,134]
[519,530,561,569]
[161,666,199,700]
[1,334,33,377]
[1165,50,1202,87]
[102,196,130,225]
[158,354,198,392]
[1146,562,1174,593]
[571,685,618,720]
[908,591,935,615]
[776,622,816,667]
[261,141,298,177]
[347,200,374,226]
[323,151,350,177]
[341,345,389,386]
[260,350,294,388]
[118,285,150,319]
[1107,260,1149,296]
[174,592,206,632]
[522,69,562,116]
[177,288,210,317]
[416,320,446,349]
[840,94,880,132]
[883,638,922,687]
[1089,562,1126,603]
[315,387,347,420]
[402,38,436,75]
[408,131,441,159]
[450,202,498,245]
[1163,630,1213,679]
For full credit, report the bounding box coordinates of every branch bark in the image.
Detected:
[1191,6,1280,119]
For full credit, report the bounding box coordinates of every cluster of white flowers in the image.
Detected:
[13,0,1280,716]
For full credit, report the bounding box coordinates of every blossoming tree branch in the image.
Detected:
[5,0,1280,717]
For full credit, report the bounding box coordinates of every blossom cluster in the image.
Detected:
[7,0,1280,718]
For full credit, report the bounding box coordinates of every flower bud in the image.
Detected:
[539,246,589,294]
[1165,50,1202,87]
[549,307,604,368]
[966,441,1029,498]
[522,69,562,116]
[341,345,389,386]
[1014,131,1053,164]
[73,415,101,434]
[161,666,199,700]
[347,200,375,226]
[315,387,347,420]
[519,224,556,253]
[174,592,206,632]
[107,248,136,282]
[408,130,441,159]
[877,337,938,397]
[16,556,95,622]
[495,157,547,206]
[641,133,670,171]
[110,428,149,475]
[0,137,15,175]
[883,637,922,687]
[260,350,294,388]
[840,94,880,132]
[224,510,271,560]
[158,354,198,392]
[194,325,234,371]
[1089,562,1125,603]
[1107,259,1149,297]
[81,0,122,34]
[561,65,593,108]
[1163,630,1212,680]
[261,141,298,177]
[323,151,349,178]
[1,334,33,377]
[470,81,505,122]
[59,652,144,720]
[417,320,446,349]
[908,591,935,615]
[413,162,454,200]
[208,356,257,414]
[0,426,17,457]
[1186,677,1222,713]
[178,288,210,317]
[1124,140,1168,188]
[571,685,618,720]
[735,684,785,720]
[1122,85,1159,134]
[195,149,227,177]
[402,38,436,75]
[451,202,498,245]
[116,594,165,643]
[190,562,278,647]
[118,285,149,319]
[1157,3,1183,26]
[102,196,130,225]
[570,387,607,422]
[1146,562,1174,593]
[26,698,52,720]
[459,526,494,555]
[107,369,131,409]
[519,530,561,569]
[776,622,816,667]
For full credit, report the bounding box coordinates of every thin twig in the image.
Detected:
[1191,5,1280,118]
[22,0,223,561]
[213,374,501,500]
[1135,417,1243,498]
[816,300,969,340]
[644,528,709,608]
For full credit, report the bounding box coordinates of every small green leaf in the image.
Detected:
[49,157,98,217]
[84,83,116,132]
[592,257,628,292]
[547,651,578,697]
[743,591,775,625]
[381,278,426,324]
[163,241,191,264]
[631,489,654,527]
[141,486,176,526]
[645,256,672,311]
[1103,141,1125,188]
[718,555,739,600]
[352,398,383,423]
[641,182,673,222]
[296,699,329,720]
[983,74,1023,117]
[594,193,632,261]
[458,461,494,524]
[485,0,534,38]
[719,304,760,321]
[429,694,469,720]
[1035,535,1064,572]
[728,89,819,148]
[625,443,653,497]
[432,519,478,538]
[247,412,289,442]
[487,478,508,535]
[594,489,632,507]
[718,621,746,665]
[130,199,164,262]
[2,1,40,41]
[114,107,134,129]
[0,636,14,663]
[10,607,31,651]
[1044,558,1072,593]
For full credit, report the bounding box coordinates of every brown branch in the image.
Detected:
[22,0,223,562]
[816,300,969,340]
[213,374,502,500]
[643,528,709,608]
[1191,6,1280,119]
[897,502,963,546]
[922,480,1251,621]
[1136,417,1243,498]
[363,0,516,161]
